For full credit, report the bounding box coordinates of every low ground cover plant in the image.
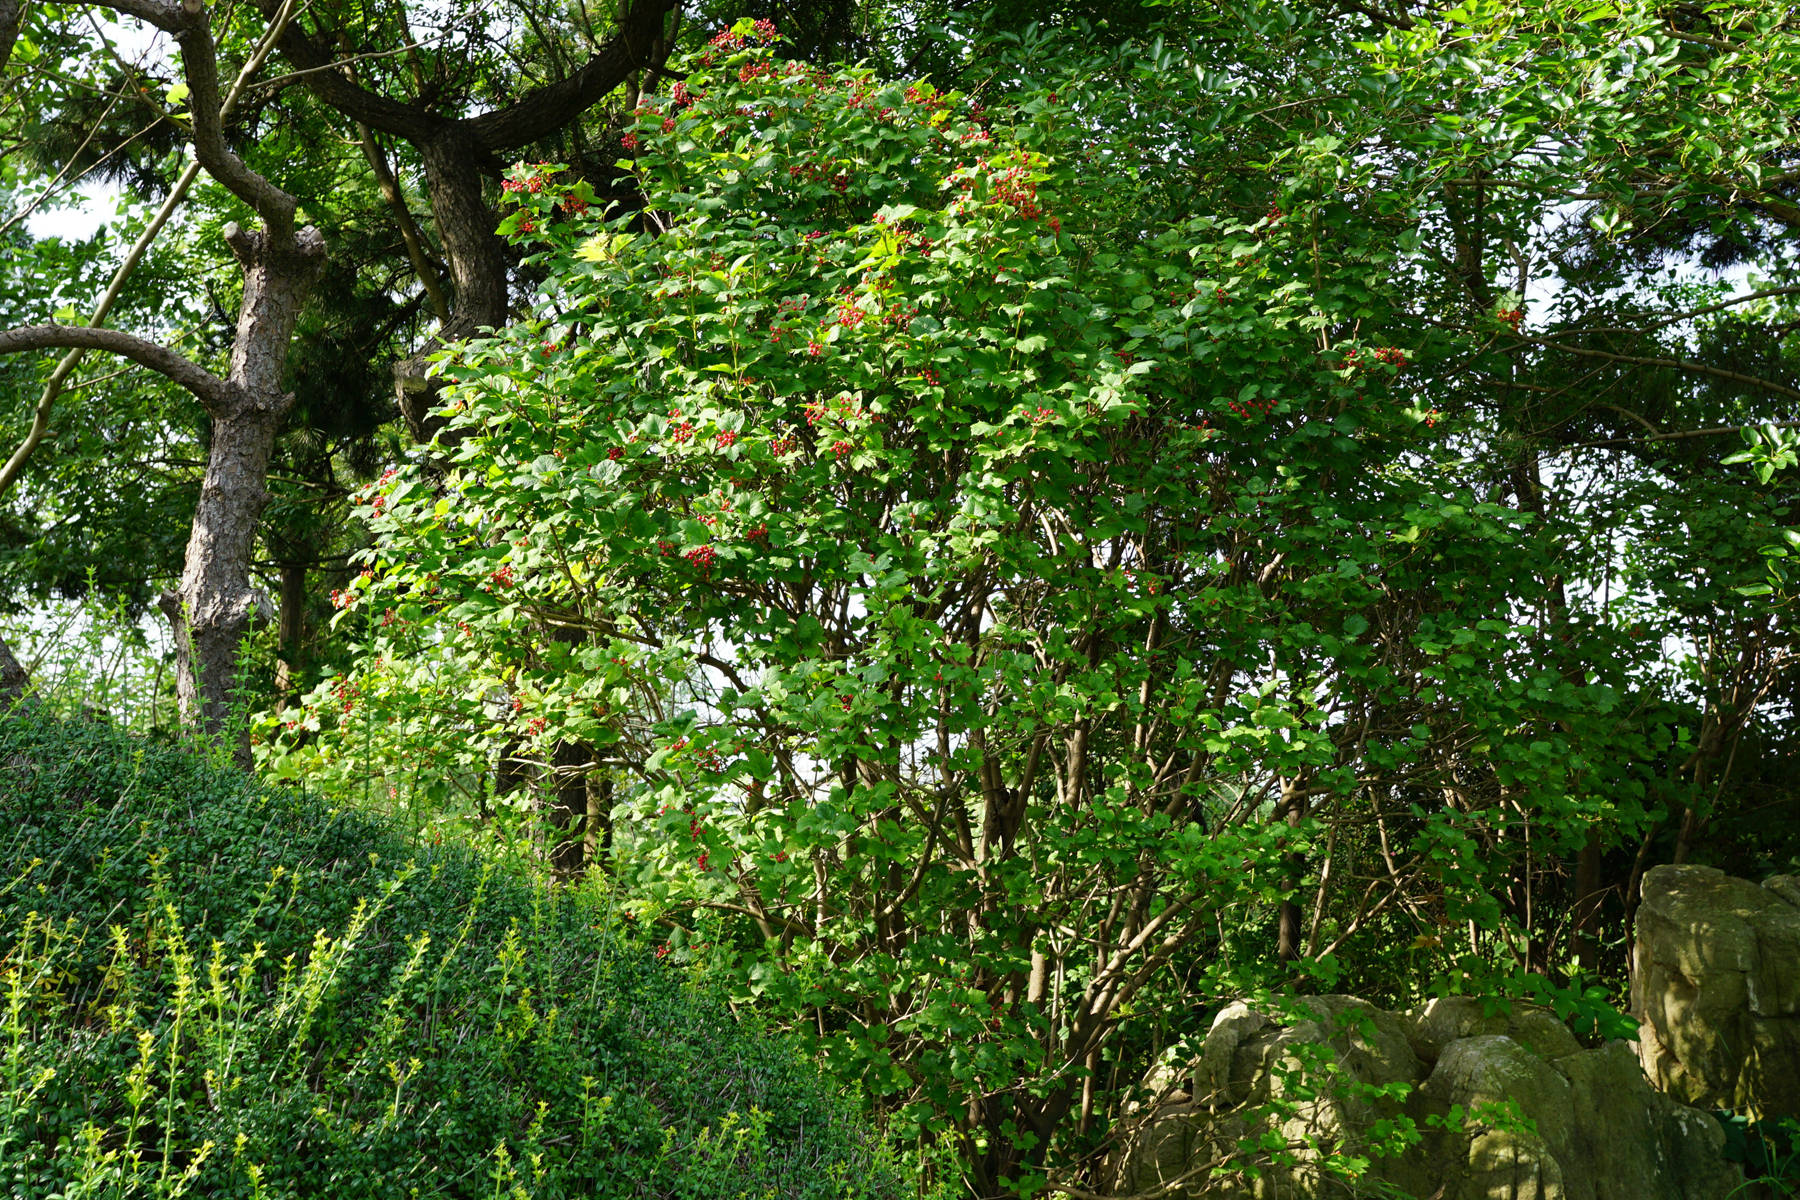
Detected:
[0,706,896,1199]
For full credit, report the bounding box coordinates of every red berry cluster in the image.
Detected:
[803,393,876,429]
[767,296,809,344]
[919,367,941,386]
[785,156,851,193]
[904,83,947,111]
[832,439,854,459]
[684,544,717,570]
[1222,393,1277,422]
[991,165,1044,221]
[1496,307,1523,328]
[331,588,356,610]
[1341,346,1410,373]
[489,565,515,589]
[706,18,776,52]
[500,167,552,195]
[715,431,738,448]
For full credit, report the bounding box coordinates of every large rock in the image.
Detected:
[1105,996,1741,1200]
[1633,863,1800,1118]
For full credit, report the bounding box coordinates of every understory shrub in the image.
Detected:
[0,707,896,1199]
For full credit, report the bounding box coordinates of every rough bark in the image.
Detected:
[0,325,232,409]
[548,738,593,877]
[0,223,321,755]
[157,223,325,757]
[0,628,28,703]
[398,126,512,443]
[274,559,307,702]
[0,0,24,76]
[242,0,676,440]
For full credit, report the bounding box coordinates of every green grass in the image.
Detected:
[0,706,898,1199]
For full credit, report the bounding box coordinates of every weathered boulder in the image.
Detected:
[1105,996,1741,1200]
[1633,863,1800,1119]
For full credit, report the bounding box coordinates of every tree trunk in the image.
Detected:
[160,222,326,761]
[1571,834,1604,972]
[0,628,28,704]
[274,560,307,704]
[397,128,512,445]
[548,737,592,877]
[0,0,22,76]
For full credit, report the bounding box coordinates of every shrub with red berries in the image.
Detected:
[286,26,1612,1196]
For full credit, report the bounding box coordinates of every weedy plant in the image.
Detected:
[0,588,177,738]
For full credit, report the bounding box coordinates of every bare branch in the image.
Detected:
[359,124,450,321]
[465,0,676,151]
[1528,336,1800,405]
[1556,419,1800,452]
[86,0,182,32]
[238,0,444,140]
[171,0,297,233]
[242,0,674,152]
[249,39,434,96]
[0,325,234,411]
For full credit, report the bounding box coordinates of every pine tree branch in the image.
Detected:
[0,325,235,411]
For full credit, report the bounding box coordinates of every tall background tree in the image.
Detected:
[0,0,682,745]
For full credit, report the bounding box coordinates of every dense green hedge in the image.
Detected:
[0,708,897,1199]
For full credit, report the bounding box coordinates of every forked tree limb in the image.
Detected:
[0,0,304,501]
[241,0,675,153]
